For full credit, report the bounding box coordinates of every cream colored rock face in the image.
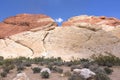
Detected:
[0,26,120,60]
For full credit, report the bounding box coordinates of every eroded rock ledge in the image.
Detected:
[0,14,120,60]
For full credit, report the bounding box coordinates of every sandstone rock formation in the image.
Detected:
[0,14,57,38]
[62,15,120,31]
[0,14,120,60]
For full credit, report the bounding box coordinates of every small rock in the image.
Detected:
[13,72,29,80]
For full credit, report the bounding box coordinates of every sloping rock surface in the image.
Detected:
[0,14,120,60]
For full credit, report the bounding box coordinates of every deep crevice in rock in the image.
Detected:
[42,32,49,55]
[7,37,34,56]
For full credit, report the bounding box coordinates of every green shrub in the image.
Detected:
[64,71,71,77]
[91,53,120,66]
[53,66,63,73]
[41,71,50,78]
[0,56,4,61]
[53,61,63,66]
[104,67,113,75]
[2,64,15,74]
[17,64,25,72]
[95,73,110,80]
[3,59,14,66]
[23,61,31,67]
[64,62,73,66]
[0,72,7,77]
[64,58,81,67]
[93,67,111,80]
[32,67,41,73]
[8,64,15,70]
[3,67,10,73]
[80,58,89,63]
[46,63,54,70]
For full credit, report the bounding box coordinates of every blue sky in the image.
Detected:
[0,0,120,24]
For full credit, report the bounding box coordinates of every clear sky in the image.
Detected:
[0,0,120,24]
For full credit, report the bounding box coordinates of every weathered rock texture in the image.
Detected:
[0,14,120,60]
[62,15,120,31]
[0,14,57,38]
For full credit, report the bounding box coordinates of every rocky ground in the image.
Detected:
[0,64,120,80]
[0,54,119,80]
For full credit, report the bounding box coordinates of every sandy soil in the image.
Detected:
[109,66,120,80]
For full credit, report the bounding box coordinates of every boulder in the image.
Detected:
[13,72,29,80]
[73,68,96,79]
[40,68,51,74]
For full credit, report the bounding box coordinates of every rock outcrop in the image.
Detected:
[0,14,120,60]
[0,14,57,38]
[62,15,120,31]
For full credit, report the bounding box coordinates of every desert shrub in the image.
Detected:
[17,64,25,72]
[31,57,45,64]
[80,58,90,63]
[32,67,41,73]
[2,64,15,74]
[0,56,4,61]
[3,67,10,73]
[23,61,31,67]
[14,57,30,64]
[93,67,111,80]
[52,66,63,73]
[53,61,63,66]
[64,61,73,66]
[104,67,113,75]
[3,59,14,66]
[41,71,50,78]
[81,62,91,68]
[0,72,7,77]
[95,72,110,80]
[31,57,63,65]
[64,71,71,77]
[91,53,120,66]
[46,63,54,70]
[89,63,99,72]
[8,64,15,70]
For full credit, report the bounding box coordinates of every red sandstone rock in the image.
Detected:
[62,15,120,27]
[0,14,57,38]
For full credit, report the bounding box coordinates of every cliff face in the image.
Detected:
[0,14,120,60]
